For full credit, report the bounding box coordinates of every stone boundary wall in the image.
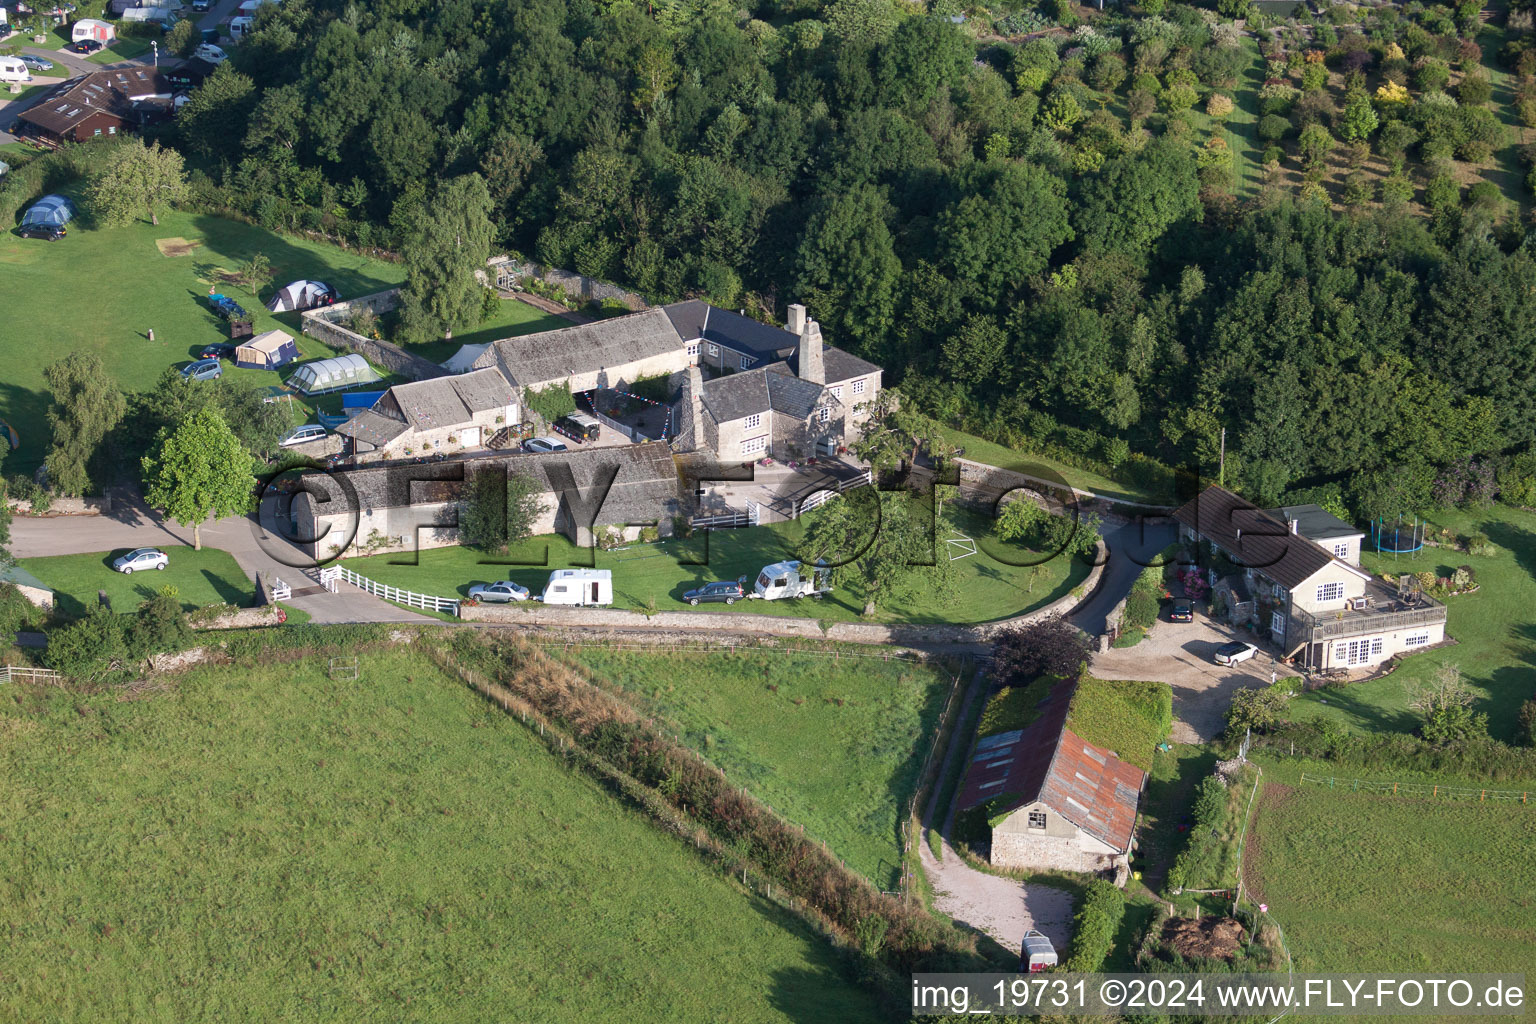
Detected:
[300,289,446,382]
[489,257,648,311]
[954,458,1175,512]
[8,495,114,516]
[192,606,286,630]
[459,538,1106,644]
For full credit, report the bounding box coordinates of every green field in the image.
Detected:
[975,673,1171,772]
[19,547,252,616]
[387,297,565,365]
[343,504,1091,625]
[0,648,885,1022]
[561,644,957,889]
[1288,506,1536,743]
[1246,778,1536,976]
[934,425,1168,506]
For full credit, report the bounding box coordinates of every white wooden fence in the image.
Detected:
[691,500,761,530]
[321,565,461,614]
[797,469,872,518]
[270,577,292,601]
[1,666,62,684]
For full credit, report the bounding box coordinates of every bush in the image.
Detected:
[1257,113,1292,141]
[1124,587,1161,631]
[1226,684,1289,736]
[993,617,1091,683]
[1064,881,1126,971]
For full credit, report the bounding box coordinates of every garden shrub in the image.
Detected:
[1064,881,1126,972]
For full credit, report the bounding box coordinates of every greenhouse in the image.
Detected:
[286,353,381,395]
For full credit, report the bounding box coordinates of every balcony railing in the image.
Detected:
[1290,601,1447,642]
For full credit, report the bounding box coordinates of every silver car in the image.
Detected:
[280,424,328,448]
[521,436,568,454]
[468,580,530,603]
[112,547,169,574]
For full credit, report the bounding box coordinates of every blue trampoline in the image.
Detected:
[1372,516,1425,554]
[20,194,76,227]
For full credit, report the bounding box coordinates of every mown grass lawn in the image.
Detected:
[560,644,959,890]
[86,36,152,63]
[18,546,252,616]
[1246,775,1536,977]
[0,210,409,477]
[0,648,885,1023]
[934,424,1168,506]
[388,297,564,365]
[342,504,1091,625]
[1287,505,1536,743]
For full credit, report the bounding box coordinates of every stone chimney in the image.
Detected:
[786,303,806,336]
[799,318,825,386]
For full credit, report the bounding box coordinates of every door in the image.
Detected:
[591,581,600,604]
[462,426,481,447]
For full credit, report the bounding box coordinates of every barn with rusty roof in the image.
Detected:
[958,680,1146,882]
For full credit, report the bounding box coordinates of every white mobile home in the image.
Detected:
[540,569,612,607]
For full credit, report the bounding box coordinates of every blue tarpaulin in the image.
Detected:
[342,391,384,410]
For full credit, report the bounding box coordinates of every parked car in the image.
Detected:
[19,54,55,72]
[180,358,223,381]
[554,412,601,444]
[112,547,169,574]
[1170,600,1194,623]
[521,436,568,454]
[279,424,328,448]
[682,580,744,606]
[69,38,104,54]
[17,223,65,241]
[467,581,530,603]
[1213,641,1260,666]
[192,0,211,10]
[198,342,236,361]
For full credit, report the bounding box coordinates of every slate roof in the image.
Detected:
[473,308,685,386]
[801,346,881,387]
[765,362,826,419]
[957,681,1145,854]
[700,370,771,423]
[19,68,171,136]
[0,563,52,592]
[387,368,515,431]
[335,409,409,446]
[1173,485,1366,591]
[662,300,800,363]
[1264,504,1363,542]
[305,442,682,525]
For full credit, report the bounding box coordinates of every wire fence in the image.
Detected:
[1299,771,1536,803]
[529,637,941,664]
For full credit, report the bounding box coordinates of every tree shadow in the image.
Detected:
[0,377,52,481]
[190,215,401,303]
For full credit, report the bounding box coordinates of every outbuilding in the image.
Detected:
[20,194,76,227]
[286,353,381,395]
[234,330,299,370]
[71,18,115,43]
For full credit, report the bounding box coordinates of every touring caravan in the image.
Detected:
[228,14,253,37]
[0,57,32,83]
[539,569,612,607]
[751,560,832,601]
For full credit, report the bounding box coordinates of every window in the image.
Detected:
[830,385,843,401]
[852,378,867,396]
[1370,637,1383,656]
[1271,610,1286,635]
[741,435,767,456]
[739,355,752,370]
[1027,811,1047,830]
[706,343,719,357]
[743,413,761,430]
[1405,632,1431,647]
[686,342,698,358]
[93,128,102,136]
[1316,581,1345,603]
[107,126,116,134]
[1333,638,1383,666]
[819,406,830,423]
[1333,542,1350,559]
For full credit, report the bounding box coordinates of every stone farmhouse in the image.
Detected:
[334,368,518,460]
[290,442,682,560]
[957,681,1144,881]
[1175,485,1447,672]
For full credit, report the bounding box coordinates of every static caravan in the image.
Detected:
[72,18,115,43]
[0,57,32,83]
[540,569,612,607]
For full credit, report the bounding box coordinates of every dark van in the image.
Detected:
[555,412,602,443]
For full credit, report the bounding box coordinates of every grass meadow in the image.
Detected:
[1287,505,1536,743]
[18,547,252,615]
[0,648,885,1023]
[1246,773,1536,977]
[342,503,1091,625]
[558,644,959,890]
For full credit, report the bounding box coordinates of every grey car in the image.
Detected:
[19,55,55,72]
[521,436,568,454]
[112,547,169,574]
[468,581,530,603]
[181,358,223,381]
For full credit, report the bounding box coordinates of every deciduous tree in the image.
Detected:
[141,407,254,550]
[86,139,188,227]
[43,352,126,497]
[398,173,495,342]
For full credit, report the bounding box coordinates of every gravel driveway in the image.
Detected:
[918,834,1074,956]
[1090,613,1297,742]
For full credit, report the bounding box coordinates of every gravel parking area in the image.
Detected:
[1090,613,1297,742]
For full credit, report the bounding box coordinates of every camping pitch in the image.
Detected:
[266,280,336,313]
[235,330,299,370]
[287,353,381,395]
[21,195,76,227]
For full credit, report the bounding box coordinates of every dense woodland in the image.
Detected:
[140,0,1536,517]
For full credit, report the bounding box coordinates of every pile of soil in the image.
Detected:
[1162,916,1246,960]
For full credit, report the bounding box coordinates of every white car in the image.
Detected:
[279,424,328,448]
[192,43,227,64]
[467,581,530,603]
[521,436,568,454]
[1214,641,1260,666]
[112,547,169,574]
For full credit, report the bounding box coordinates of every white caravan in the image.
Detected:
[751,560,832,601]
[539,568,612,607]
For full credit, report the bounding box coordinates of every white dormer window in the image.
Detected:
[1316,581,1345,603]
[743,413,761,430]
[1333,542,1349,559]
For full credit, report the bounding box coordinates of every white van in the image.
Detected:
[539,568,612,607]
[228,15,253,38]
[0,56,32,84]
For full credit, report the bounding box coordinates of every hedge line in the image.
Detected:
[1063,880,1125,972]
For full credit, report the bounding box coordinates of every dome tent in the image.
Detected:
[266,280,336,313]
[21,194,77,227]
[287,353,381,395]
